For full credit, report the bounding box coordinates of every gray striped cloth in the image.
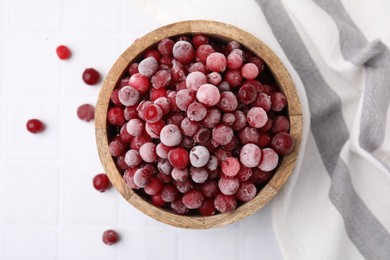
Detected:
[129,0,390,259]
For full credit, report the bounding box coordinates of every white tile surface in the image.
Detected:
[3,226,58,260]
[3,98,60,160]
[7,0,62,33]
[63,0,121,34]
[60,162,118,225]
[60,226,118,260]
[2,161,60,225]
[3,36,61,97]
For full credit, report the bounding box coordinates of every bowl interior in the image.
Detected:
[95,20,303,229]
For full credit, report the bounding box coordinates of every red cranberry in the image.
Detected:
[56,45,71,60]
[77,104,95,122]
[26,119,45,134]
[102,230,119,245]
[82,68,100,85]
[93,173,111,192]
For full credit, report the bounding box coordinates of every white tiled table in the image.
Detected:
[0,0,283,259]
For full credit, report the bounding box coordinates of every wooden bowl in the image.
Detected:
[95,20,303,229]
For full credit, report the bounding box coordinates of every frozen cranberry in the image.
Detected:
[224,69,242,87]
[236,165,253,182]
[139,142,157,163]
[217,81,230,92]
[227,50,244,69]
[247,107,268,128]
[193,127,211,144]
[93,173,111,192]
[102,230,119,245]
[154,97,171,115]
[166,91,179,111]
[168,147,189,169]
[190,167,209,184]
[271,92,287,111]
[253,93,271,111]
[238,83,257,104]
[160,124,182,147]
[151,194,166,207]
[187,101,207,121]
[235,181,257,202]
[196,84,221,106]
[161,184,180,203]
[200,179,218,198]
[206,52,227,72]
[271,132,294,155]
[222,113,235,126]
[82,68,100,85]
[251,168,274,184]
[175,179,193,193]
[166,111,185,126]
[170,59,186,83]
[180,117,200,137]
[157,171,173,184]
[143,104,163,123]
[171,167,189,182]
[138,57,159,78]
[272,115,290,133]
[129,73,150,94]
[118,86,140,106]
[241,63,259,80]
[76,104,95,122]
[151,69,171,89]
[133,167,152,188]
[188,62,207,74]
[144,49,161,62]
[157,159,173,175]
[156,143,171,159]
[110,89,122,106]
[56,45,71,60]
[186,71,207,92]
[107,106,125,126]
[214,193,237,213]
[171,198,189,215]
[130,133,151,150]
[26,119,45,134]
[222,135,239,151]
[199,198,216,216]
[196,44,215,63]
[158,38,175,56]
[258,132,272,148]
[218,91,238,112]
[144,177,163,196]
[189,146,210,168]
[232,110,247,131]
[214,148,232,164]
[192,34,208,48]
[176,89,196,111]
[248,56,265,73]
[207,72,222,85]
[218,176,239,195]
[108,139,125,157]
[172,40,195,64]
[182,189,204,209]
[128,62,139,75]
[221,157,241,177]
[123,105,138,121]
[201,108,221,128]
[258,148,279,172]
[126,118,144,136]
[240,143,262,168]
[123,167,139,189]
[124,149,142,167]
[145,120,165,138]
[212,125,233,145]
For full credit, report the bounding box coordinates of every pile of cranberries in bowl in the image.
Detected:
[106,34,294,216]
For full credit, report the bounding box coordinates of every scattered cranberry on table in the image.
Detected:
[106,34,295,216]
[102,230,120,245]
[56,45,72,60]
[26,119,45,134]
[93,173,111,192]
[82,68,101,85]
[77,104,95,122]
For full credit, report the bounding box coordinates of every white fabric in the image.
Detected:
[128,0,390,259]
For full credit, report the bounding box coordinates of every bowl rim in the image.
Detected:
[95,19,303,229]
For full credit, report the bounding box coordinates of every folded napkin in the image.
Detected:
[129,0,390,259]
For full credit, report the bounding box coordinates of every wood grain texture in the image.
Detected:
[95,20,303,229]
